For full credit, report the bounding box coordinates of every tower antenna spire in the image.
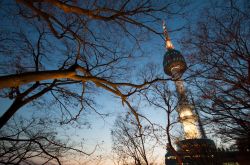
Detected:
[163,20,174,50]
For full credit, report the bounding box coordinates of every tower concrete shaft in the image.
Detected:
[174,79,201,139]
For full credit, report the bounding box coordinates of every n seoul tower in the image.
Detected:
[163,22,218,165]
[162,22,203,139]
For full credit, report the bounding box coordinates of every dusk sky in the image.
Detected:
[1,0,248,165]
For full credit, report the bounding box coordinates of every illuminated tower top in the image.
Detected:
[162,21,187,80]
[163,21,174,50]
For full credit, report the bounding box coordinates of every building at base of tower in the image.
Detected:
[165,138,250,165]
[165,139,218,165]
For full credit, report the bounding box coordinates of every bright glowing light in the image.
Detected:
[179,108,193,118]
[175,80,201,139]
[178,105,201,139]
[178,106,201,139]
[163,21,174,50]
[166,40,174,49]
[182,119,201,139]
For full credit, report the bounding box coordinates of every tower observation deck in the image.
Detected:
[162,22,203,139]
